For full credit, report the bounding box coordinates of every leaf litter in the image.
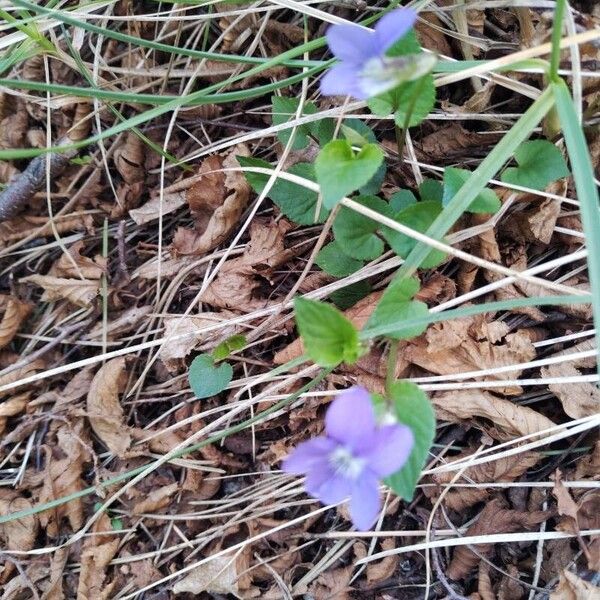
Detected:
[0,2,598,599]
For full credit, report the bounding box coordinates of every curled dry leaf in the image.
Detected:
[447,498,551,580]
[431,389,555,439]
[132,482,178,514]
[173,145,251,255]
[0,295,31,349]
[542,362,600,419]
[550,570,600,600]
[0,214,93,248]
[430,449,540,511]
[113,131,145,184]
[201,218,294,311]
[366,538,398,584]
[0,489,39,583]
[158,310,240,372]
[129,191,186,225]
[0,392,29,435]
[88,305,152,340]
[172,555,241,596]
[38,423,89,535]
[405,319,536,395]
[86,357,131,457]
[77,512,119,600]
[48,240,106,280]
[0,359,44,399]
[21,274,100,308]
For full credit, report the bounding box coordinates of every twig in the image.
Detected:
[0,138,77,222]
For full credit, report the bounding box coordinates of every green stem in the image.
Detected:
[395,75,428,159]
[385,340,399,397]
[549,0,568,82]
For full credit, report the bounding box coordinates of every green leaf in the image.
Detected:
[239,156,329,225]
[381,200,446,269]
[315,241,364,277]
[330,280,372,310]
[188,353,233,399]
[315,140,384,209]
[501,139,570,191]
[272,95,317,150]
[443,167,501,214]
[385,381,436,501]
[393,74,436,128]
[212,334,247,361]
[363,277,429,340]
[333,195,392,260]
[389,189,417,212]
[386,29,422,57]
[293,297,361,367]
[418,178,443,203]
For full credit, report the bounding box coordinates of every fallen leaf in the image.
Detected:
[132,482,178,514]
[48,241,106,280]
[307,565,353,600]
[158,311,240,372]
[542,362,600,419]
[77,512,119,600]
[44,547,69,600]
[550,570,600,600]
[431,389,555,439]
[0,489,39,582]
[0,359,44,399]
[0,296,31,349]
[86,357,131,457]
[173,555,240,596]
[405,320,536,395]
[88,305,152,340]
[113,131,145,184]
[173,145,251,255]
[21,274,100,308]
[129,191,187,225]
[366,538,398,584]
[38,424,89,535]
[447,498,551,580]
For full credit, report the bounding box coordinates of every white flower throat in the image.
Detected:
[329,446,366,480]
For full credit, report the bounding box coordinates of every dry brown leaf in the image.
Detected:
[44,547,69,600]
[201,218,293,311]
[432,389,555,439]
[415,11,452,55]
[113,131,145,184]
[430,449,540,511]
[0,214,93,247]
[418,123,502,162]
[0,296,31,349]
[0,392,29,435]
[542,362,600,419]
[38,424,89,536]
[77,512,119,600]
[21,274,100,308]
[447,498,551,580]
[366,538,398,584]
[0,489,39,582]
[307,565,353,600]
[172,555,240,596]
[173,146,250,255]
[48,241,106,280]
[129,191,186,225]
[406,320,536,395]
[0,359,44,399]
[88,305,152,340]
[158,310,240,372]
[132,482,178,514]
[86,357,131,456]
[574,441,600,480]
[550,571,600,600]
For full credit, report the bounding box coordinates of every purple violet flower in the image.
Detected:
[282,386,414,530]
[320,8,421,100]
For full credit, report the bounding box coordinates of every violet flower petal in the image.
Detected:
[314,473,353,505]
[362,424,414,478]
[326,23,376,63]
[281,437,337,474]
[320,64,365,99]
[373,8,418,54]
[350,469,381,530]
[325,386,376,450]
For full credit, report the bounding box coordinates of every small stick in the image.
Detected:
[0,138,77,222]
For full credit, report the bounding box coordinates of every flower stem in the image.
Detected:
[549,0,567,82]
[385,340,400,397]
[394,74,428,159]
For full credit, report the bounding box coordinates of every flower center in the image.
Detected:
[329,446,366,480]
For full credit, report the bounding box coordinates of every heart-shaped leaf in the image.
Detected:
[501,139,570,191]
[315,140,384,209]
[315,241,364,277]
[294,297,361,367]
[188,354,233,399]
[381,200,446,269]
[272,96,318,150]
[385,380,436,501]
[333,195,393,260]
[443,167,501,214]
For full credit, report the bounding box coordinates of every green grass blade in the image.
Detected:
[553,79,600,373]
